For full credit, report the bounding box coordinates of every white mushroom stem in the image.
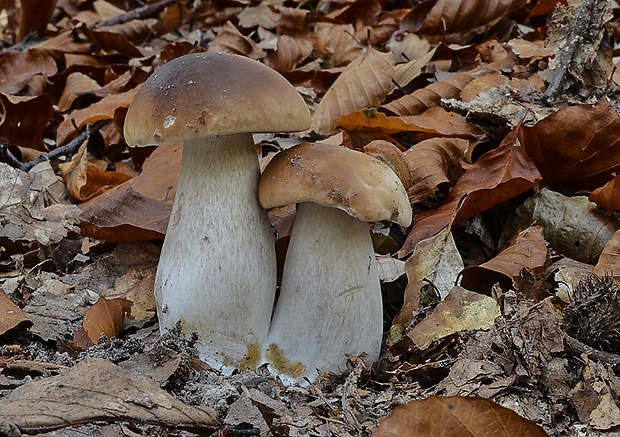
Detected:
[155,133,276,373]
[264,202,383,385]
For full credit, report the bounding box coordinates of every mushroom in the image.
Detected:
[258,143,412,384]
[123,52,310,372]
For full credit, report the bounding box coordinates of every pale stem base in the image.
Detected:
[264,202,383,384]
[155,134,277,373]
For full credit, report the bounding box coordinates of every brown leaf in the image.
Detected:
[519,98,620,189]
[79,141,180,242]
[0,358,217,434]
[400,132,542,256]
[57,72,102,112]
[56,86,139,146]
[374,395,548,437]
[311,47,394,135]
[265,34,313,72]
[590,174,620,211]
[405,137,470,203]
[0,49,57,94]
[80,296,132,345]
[314,23,364,68]
[0,93,56,151]
[0,289,32,335]
[400,0,529,35]
[59,143,133,203]
[15,0,57,42]
[460,226,549,294]
[208,21,265,59]
[382,66,494,116]
[593,229,620,278]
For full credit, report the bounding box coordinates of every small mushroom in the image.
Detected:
[258,143,412,384]
[124,52,310,372]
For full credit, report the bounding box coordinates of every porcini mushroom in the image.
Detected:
[123,52,310,372]
[258,143,412,384]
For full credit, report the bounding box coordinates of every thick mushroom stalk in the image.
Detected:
[123,52,311,372]
[259,143,412,384]
[265,202,383,384]
[156,134,273,371]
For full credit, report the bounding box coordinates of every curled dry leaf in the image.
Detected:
[0,358,217,434]
[375,395,547,436]
[0,49,57,94]
[0,289,32,336]
[59,143,133,203]
[590,174,620,211]
[382,66,494,116]
[519,98,620,189]
[400,131,541,256]
[311,47,394,135]
[58,72,102,113]
[460,226,548,294]
[56,87,139,146]
[393,224,463,327]
[76,296,132,348]
[208,21,265,60]
[405,137,470,203]
[15,0,57,42]
[405,286,500,350]
[594,229,620,279]
[79,142,180,242]
[400,0,529,35]
[314,23,364,68]
[265,34,314,72]
[0,93,55,151]
[503,188,620,265]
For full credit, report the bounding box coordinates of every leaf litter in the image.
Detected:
[1,0,620,435]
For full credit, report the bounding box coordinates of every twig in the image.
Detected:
[564,334,620,366]
[1,120,107,172]
[95,0,179,28]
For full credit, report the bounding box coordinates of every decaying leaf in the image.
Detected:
[519,98,620,189]
[374,395,547,436]
[59,143,133,202]
[400,132,542,256]
[0,358,218,434]
[405,286,500,350]
[400,0,529,35]
[0,289,32,335]
[311,47,394,135]
[503,188,620,264]
[589,174,620,211]
[460,226,548,294]
[594,229,620,278]
[79,142,180,242]
[208,21,265,59]
[79,296,132,346]
[394,224,463,327]
[0,49,57,94]
[404,137,470,203]
[0,93,56,151]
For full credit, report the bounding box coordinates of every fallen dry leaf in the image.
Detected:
[400,0,529,35]
[311,47,394,135]
[519,98,620,189]
[0,358,218,434]
[400,131,542,256]
[0,289,32,335]
[460,226,548,294]
[374,395,547,436]
[406,286,500,350]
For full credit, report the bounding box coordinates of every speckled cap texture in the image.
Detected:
[259,143,413,227]
[124,52,311,146]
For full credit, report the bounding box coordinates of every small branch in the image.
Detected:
[95,0,178,28]
[564,334,620,366]
[1,121,107,173]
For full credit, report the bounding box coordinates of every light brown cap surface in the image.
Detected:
[124,52,311,146]
[259,143,412,226]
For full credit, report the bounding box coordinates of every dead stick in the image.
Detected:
[564,334,620,366]
[94,0,178,28]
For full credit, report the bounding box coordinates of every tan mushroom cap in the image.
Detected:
[259,143,413,226]
[124,52,311,146]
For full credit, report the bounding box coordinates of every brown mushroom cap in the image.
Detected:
[259,143,413,226]
[124,52,311,146]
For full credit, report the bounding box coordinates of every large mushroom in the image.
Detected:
[123,52,310,372]
[258,143,412,384]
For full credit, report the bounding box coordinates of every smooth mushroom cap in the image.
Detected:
[124,52,311,146]
[259,143,412,227]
